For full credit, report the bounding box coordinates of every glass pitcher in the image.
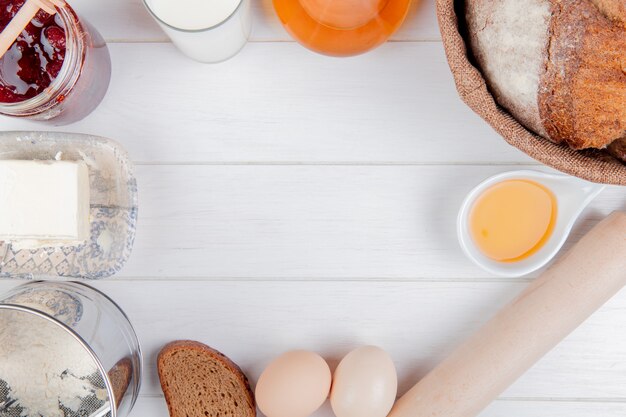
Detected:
[273,0,412,56]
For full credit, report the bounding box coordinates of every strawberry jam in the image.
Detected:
[0,1,110,124]
[0,1,67,103]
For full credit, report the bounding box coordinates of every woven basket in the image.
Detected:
[436,0,626,186]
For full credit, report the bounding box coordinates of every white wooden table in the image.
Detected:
[2,1,626,416]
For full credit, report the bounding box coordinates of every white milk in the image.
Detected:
[144,0,252,62]
[148,0,241,30]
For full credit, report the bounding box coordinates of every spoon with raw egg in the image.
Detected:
[457,170,605,277]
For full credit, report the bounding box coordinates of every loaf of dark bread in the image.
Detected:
[465,0,626,162]
[157,340,256,417]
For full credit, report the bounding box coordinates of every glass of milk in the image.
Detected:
[143,0,252,63]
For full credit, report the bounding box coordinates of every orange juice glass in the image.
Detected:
[273,0,412,56]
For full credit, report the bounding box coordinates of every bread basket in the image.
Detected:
[436,0,626,186]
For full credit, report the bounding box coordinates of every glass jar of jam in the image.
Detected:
[0,1,111,124]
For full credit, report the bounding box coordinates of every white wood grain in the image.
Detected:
[115,165,625,279]
[2,0,625,415]
[132,396,626,417]
[0,43,533,165]
[68,0,441,43]
[478,401,626,417]
[2,280,626,401]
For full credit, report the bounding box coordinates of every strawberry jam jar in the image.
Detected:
[0,1,111,124]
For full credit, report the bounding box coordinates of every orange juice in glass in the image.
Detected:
[273,0,412,56]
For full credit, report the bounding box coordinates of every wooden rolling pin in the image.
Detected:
[390,211,626,417]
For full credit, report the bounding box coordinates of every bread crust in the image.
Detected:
[108,358,133,408]
[465,0,552,137]
[157,340,256,417]
[590,0,626,26]
[466,0,626,159]
[608,137,626,161]
[538,0,626,150]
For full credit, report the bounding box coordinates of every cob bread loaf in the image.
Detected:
[465,0,626,162]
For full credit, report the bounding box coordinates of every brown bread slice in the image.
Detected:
[538,0,626,151]
[108,357,132,407]
[158,340,256,417]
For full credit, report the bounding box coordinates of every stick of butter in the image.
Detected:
[0,160,90,249]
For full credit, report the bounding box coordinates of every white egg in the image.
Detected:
[256,350,331,417]
[330,346,398,417]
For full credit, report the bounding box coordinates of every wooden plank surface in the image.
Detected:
[69,0,442,42]
[113,280,626,399]
[2,280,626,401]
[0,42,531,164]
[132,396,626,417]
[1,0,625,416]
[118,165,624,279]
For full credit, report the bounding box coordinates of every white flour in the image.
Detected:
[0,310,105,417]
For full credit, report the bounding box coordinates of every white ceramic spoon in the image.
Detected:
[457,170,605,277]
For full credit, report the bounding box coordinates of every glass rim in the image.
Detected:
[0,304,119,417]
[142,0,247,33]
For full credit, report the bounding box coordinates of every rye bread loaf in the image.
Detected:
[464,0,626,161]
[158,340,256,417]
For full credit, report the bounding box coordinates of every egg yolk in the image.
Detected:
[469,179,557,262]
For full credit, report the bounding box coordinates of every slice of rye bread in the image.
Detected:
[108,357,133,407]
[158,341,256,417]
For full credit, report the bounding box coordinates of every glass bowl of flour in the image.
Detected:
[0,281,142,417]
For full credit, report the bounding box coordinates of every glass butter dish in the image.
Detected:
[0,132,137,279]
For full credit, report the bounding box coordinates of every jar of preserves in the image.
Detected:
[0,1,111,124]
